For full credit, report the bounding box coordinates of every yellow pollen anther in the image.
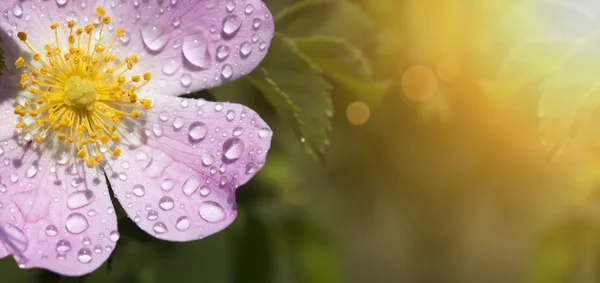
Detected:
[57,133,67,141]
[15,57,24,68]
[131,111,140,119]
[77,149,86,158]
[131,75,140,83]
[34,135,42,144]
[84,25,94,34]
[33,53,41,61]
[17,32,27,41]
[111,134,120,142]
[116,28,125,37]
[86,157,96,167]
[143,72,151,81]
[100,135,110,144]
[102,16,111,24]
[50,23,59,30]
[131,55,139,63]
[68,20,76,28]
[113,148,121,157]
[96,7,106,16]
[95,155,103,163]
[75,28,83,36]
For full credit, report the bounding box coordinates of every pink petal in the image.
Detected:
[0,138,119,276]
[0,0,274,97]
[109,95,271,241]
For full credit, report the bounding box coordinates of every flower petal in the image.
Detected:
[0,138,119,276]
[108,95,271,241]
[0,0,274,98]
[123,0,275,96]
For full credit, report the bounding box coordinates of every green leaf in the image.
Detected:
[294,36,387,105]
[232,213,272,283]
[275,0,376,51]
[247,34,333,163]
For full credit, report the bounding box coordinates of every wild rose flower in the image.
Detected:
[0,0,273,276]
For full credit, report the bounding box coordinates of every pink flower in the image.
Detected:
[0,0,273,276]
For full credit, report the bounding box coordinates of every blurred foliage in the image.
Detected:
[6,0,600,283]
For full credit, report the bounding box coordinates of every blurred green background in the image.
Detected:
[6,0,600,282]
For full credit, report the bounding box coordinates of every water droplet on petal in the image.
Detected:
[259,41,267,51]
[147,209,159,220]
[226,110,235,121]
[161,57,180,75]
[67,190,95,210]
[232,127,244,136]
[109,231,120,242]
[45,225,58,237]
[153,222,168,234]
[132,184,145,197]
[172,17,181,28]
[11,3,23,17]
[172,117,184,130]
[222,138,244,163]
[198,201,226,223]
[222,15,242,38]
[161,178,175,191]
[66,213,89,234]
[56,239,71,253]
[258,127,271,139]
[216,45,230,61]
[141,24,169,51]
[176,216,191,231]
[201,152,215,166]
[77,248,92,263]
[253,18,261,30]
[199,185,211,196]
[158,196,174,210]
[240,41,252,58]
[221,64,233,80]
[182,177,200,197]
[180,73,192,87]
[245,4,254,15]
[56,0,68,6]
[183,33,210,68]
[188,122,208,143]
[226,1,235,12]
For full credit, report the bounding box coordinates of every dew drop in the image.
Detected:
[132,184,145,197]
[77,248,92,263]
[182,177,200,197]
[161,57,180,75]
[172,117,184,130]
[258,127,271,139]
[222,138,244,163]
[232,127,244,136]
[180,73,192,87]
[221,64,233,80]
[141,24,169,51]
[222,15,242,38]
[161,178,175,191]
[67,190,95,210]
[66,213,89,234]
[252,18,261,30]
[152,123,163,136]
[201,152,215,166]
[216,45,230,61]
[198,201,226,223]
[188,122,208,142]
[226,110,235,121]
[158,196,174,210]
[45,225,58,237]
[56,239,71,253]
[147,209,159,220]
[244,4,254,15]
[240,41,252,58]
[226,1,235,12]
[11,3,23,17]
[56,0,68,6]
[199,185,211,197]
[175,216,191,231]
[172,17,181,28]
[153,222,168,234]
[109,231,120,242]
[183,33,210,68]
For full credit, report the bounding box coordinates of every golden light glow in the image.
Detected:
[400,65,438,102]
[346,101,370,126]
[14,7,152,167]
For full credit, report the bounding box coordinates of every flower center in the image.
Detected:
[64,76,97,110]
[13,6,152,167]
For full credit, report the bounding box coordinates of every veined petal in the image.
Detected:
[0,0,274,98]
[108,95,271,241]
[0,138,118,276]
